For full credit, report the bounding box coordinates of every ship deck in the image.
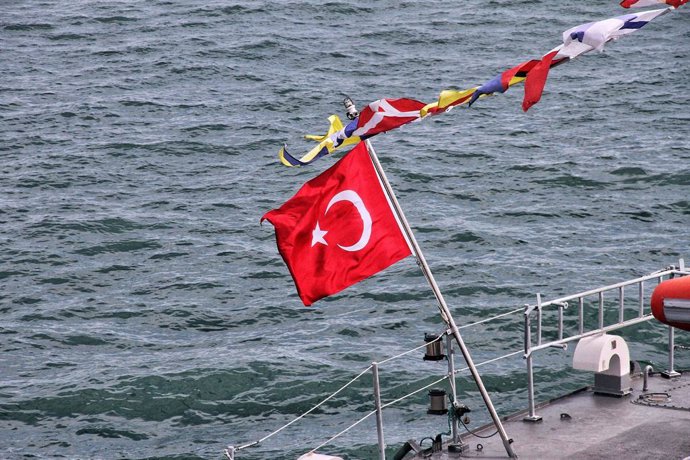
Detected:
[411,371,690,459]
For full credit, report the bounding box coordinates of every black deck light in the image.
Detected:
[423,333,446,361]
[427,388,448,415]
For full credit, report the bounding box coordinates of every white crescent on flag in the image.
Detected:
[311,190,373,252]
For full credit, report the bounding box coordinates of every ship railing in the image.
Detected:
[522,258,688,421]
[225,260,688,459]
[225,309,524,460]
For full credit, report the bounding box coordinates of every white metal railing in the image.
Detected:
[522,259,688,421]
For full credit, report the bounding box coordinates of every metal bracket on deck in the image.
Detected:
[392,439,423,460]
[661,369,681,379]
[523,413,543,423]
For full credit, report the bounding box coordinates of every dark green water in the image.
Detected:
[1,1,689,459]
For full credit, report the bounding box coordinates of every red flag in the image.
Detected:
[262,142,412,306]
[353,98,426,138]
[500,60,540,89]
[621,0,687,7]
[522,50,560,112]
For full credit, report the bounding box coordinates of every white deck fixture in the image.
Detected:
[573,334,632,396]
[297,453,344,460]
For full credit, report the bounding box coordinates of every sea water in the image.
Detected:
[1,1,689,459]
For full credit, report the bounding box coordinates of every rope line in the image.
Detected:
[309,409,378,454]
[458,308,523,329]
[378,307,523,365]
[460,419,499,439]
[306,348,524,453]
[310,374,452,454]
[456,350,523,373]
[230,308,524,453]
[380,374,449,410]
[378,334,443,365]
[236,364,373,450]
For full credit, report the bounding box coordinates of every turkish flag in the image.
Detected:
[262,142,412,306]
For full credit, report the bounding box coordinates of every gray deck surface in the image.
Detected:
[410,372,690,460]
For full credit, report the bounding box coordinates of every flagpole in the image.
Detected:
[364,139,518,458]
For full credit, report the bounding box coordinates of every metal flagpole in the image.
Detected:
[364,139,518,458]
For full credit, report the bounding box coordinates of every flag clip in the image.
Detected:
[343,96,358,120]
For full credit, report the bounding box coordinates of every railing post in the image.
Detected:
[536,293,543,346]
[662,327,681,379]
[598,291,604,329]
[445,334,459,443]
[524,308,542,422]
[372,362,386,460]
[578,297,584,335]
[638,281,644,317]
[557,303,565,341]
[618,286,625,323]
[663,259,687,379]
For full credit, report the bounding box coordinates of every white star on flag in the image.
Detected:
[311,222,328,247]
